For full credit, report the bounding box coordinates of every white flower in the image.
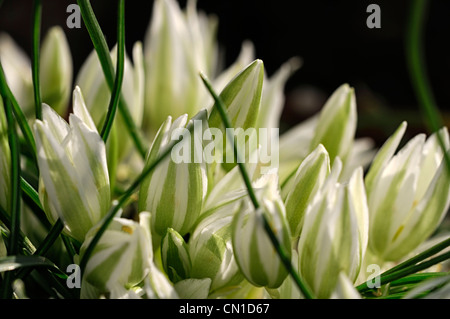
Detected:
[0,33,33,115]
[138,110,208,241]
[284,144,330,239]
[0,26,72,117]
[330,273,362,299]
[33,87,110,242]
[208,59,264,173]
[161,228,192,283]
[297,159,369,298]
[278,84,375,185]
[231,174,291,289]
[188,198,244,294]
[39,26,73,116]
[143,0,218,133]
[80,215,152,294]
[310,84,356,163]
[365,122,450,262]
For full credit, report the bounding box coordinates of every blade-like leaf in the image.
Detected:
[0,255,59,273]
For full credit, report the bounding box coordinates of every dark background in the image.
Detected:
[1,0,450,145]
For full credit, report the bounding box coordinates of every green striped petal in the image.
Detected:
[189,198,243,293]
[161,228,192,283]
[143,0,216,134]
[310,84,356,163]
[284,144,330,238]
[298,159,368,298]
[208,59,264,171]
[366,126,450,262]
[174,278,212,299]
[231,176,291,289]
[365,121,407,193]
[139,111,208,240]
[34,94,110,243]
[81,217,152,293]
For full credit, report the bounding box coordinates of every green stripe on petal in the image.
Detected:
[161,228,191,282]
[285,144,330,238]
[139,112,207,240]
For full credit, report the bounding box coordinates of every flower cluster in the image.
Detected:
[1,0,450,299]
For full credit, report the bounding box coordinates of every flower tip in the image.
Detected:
[254,59,264,69]
[73,85,82,96]
[47,25,65,38]
[240,40,255,56]
[315,143,328,154]
[336,83,354,96]
[286,56,303,73]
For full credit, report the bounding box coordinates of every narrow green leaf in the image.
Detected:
[77,0,147,158]
[20,176,43,211]
[389,272,447,287]
[1,94,21,299]
[0,60,36,157]
[406,0,450,171]
[32,0,42,120]
[357,250,450,294]
[0,255,57,273]
[0,214,36,256]
[100,0,125,142]
[16,219,65,280]
[383,237,450,277]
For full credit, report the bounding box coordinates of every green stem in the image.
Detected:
[0,206,36,255]
[389,272,447,287]
[19,176,78,262]
[77,0,147,158]
[32,0,42,120]
[61,235,77,261]
[357,251,450,294]
[200,72,315,300]
[16,219,65,280]
[20,177,43,211]
[0,96,21,299]
[0,60,36,157]
[383,237,450,277]
[406,0,450,170]
[100,0,125,142]
[357,236,450,293]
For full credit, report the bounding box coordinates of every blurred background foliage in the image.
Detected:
[0,0,449,147]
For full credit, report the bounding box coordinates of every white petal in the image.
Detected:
[41,103,70,143]
[72,86,97,132]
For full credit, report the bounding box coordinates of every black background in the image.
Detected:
[1,0,450,145]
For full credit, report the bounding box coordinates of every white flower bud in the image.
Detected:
[138,111,208,240]
[34,87,110,242]
[231,175,291,289]
[297,160,369,298]
[80,217,152,294]
[366,122,450,262]
[40,26,73,116]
